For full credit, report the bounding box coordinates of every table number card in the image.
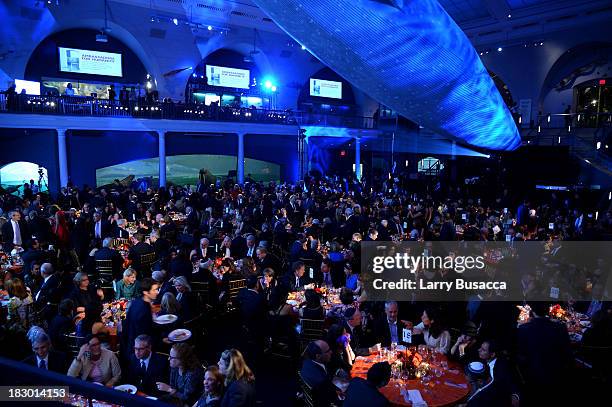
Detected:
[550,287,560,299]
[402,328,412,344]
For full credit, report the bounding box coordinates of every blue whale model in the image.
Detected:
[252,0,521,150]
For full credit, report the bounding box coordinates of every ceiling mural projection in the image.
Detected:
[251,0,521,150]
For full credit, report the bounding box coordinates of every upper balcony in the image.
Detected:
[0,93,376,132]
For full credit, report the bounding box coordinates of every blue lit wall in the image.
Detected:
[252,0,521,150]
[244,133,300,182]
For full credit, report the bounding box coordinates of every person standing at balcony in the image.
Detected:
[108,85,116,101]
[64,83,75,96]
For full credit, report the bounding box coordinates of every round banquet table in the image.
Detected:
[351,355,470,407]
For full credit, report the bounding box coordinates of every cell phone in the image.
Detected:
[309,268,314,279]
[548,222,554,230]
[461,213,467,221]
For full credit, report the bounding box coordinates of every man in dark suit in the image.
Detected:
[92,211,111,241]
[300,340,339,407]
[22,332,67,374]
[1,210,29,251]
[126,334,169,395]
[128,234,155,274]
[517,303,572,406]
[34,263,61,308]
[26,210,53,245]
[236,276,266,343]
[343,307,366,353]
[477,340,520,407]
[123,278,159,351]
[255,246,280,274]
[113,219,130,239]
[20,238,48,278]
[241,234,258,259]
[372,301,412,347]
[94,238,124,281]
[344,362,391,407]
[284,261,311,291]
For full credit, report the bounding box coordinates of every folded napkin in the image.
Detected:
[403,389,428,407]
[444,380,468,389]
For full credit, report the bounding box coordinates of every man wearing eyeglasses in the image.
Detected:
[300,340,341,406]
[123,278,159,353]
[125,334,168,395]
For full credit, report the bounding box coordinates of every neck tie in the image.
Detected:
[13,221,21,245]
[296,276,300,288]
[96,222,101,238]
[39,359,46,370]
[140,360,146,374]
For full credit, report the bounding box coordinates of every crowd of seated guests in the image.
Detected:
[0,170,610,406]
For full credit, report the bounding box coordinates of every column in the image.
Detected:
[158,131,166,188]
[237,132,245,184]
[57,129,68,188]
[355,137,361,181]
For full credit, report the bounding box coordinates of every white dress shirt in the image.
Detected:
[11,220,22,245]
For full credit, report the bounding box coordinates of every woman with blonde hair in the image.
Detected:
[194,365,225,407]
[217,349,256,407]
[114,268,140,300]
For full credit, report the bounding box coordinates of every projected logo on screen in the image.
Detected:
[206,65,250,89]
[58,47,122,77]
[310,78,342,99]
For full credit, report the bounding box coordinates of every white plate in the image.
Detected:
[146,396,157,400]
[286,300,300,307]
[114,384,137,394]
[168,329,192,342]
[154,314,178,324]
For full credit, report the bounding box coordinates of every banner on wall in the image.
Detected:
[58,47,123,77]
[206,65,250,89]
[518,99,532,128]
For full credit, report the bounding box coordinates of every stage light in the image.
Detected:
[567,125,571,132]
[537,125,541,133]
[271,85,277,92]
[518,116,522,124]
[507,14,511,18]
[558,136,561,144]
[50,102,55,107]
[597,142,601,150]
[547,115,551,123]
[208,25,213,31]
[497,47,502,52]
[173,18,179,25]
[192,73,197,78]
[150,17,155,22]
[540,42,543,46]
[301,45,306,50]
[146,81,152,89]
[264,80,272,89]
[479,52,483,56]
[134,106,139,111]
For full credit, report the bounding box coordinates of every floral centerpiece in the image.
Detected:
[549,304,567,320]
[396,347,424,379]
[517,304,532,324]
[103,299,129,324]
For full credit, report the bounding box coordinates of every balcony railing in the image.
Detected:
[533,112,612,129]
[0,93,377,130]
